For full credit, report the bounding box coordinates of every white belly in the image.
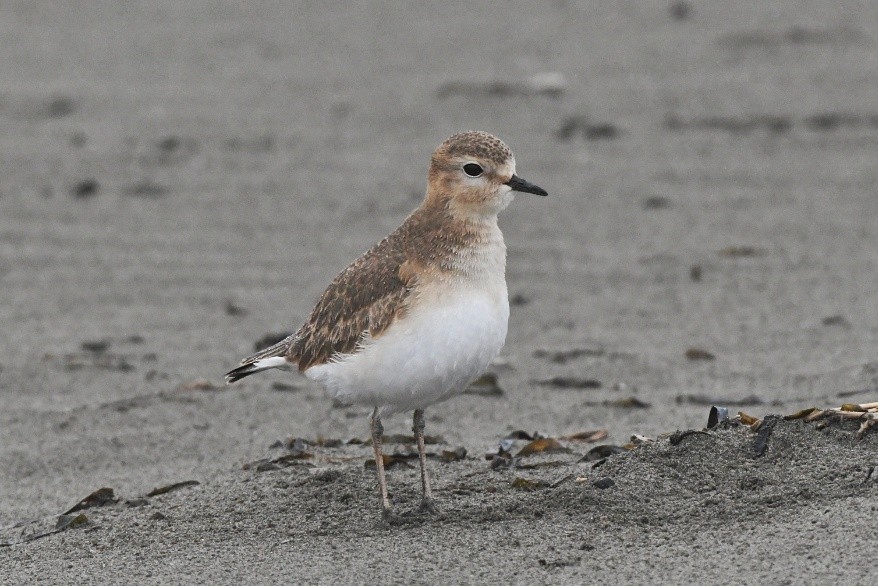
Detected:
[305,286,509,416]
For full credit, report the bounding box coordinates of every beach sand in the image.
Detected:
[1,1,877,583]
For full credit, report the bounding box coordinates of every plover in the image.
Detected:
[226,131,547,518]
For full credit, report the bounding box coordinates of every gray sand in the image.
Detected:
[2,1,877,583]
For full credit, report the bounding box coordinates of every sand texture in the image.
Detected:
[1,1,877,583]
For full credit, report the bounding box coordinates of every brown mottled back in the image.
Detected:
[276,202,481,370]
[287,231,408,370]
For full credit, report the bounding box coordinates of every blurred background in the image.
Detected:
[2,1,877,519]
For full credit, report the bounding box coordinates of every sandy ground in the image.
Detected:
[1,1,877,583]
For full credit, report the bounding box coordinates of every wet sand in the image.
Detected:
[2,1,877,583]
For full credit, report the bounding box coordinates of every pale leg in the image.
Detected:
[413,409,437,513]
[370,408,392,517]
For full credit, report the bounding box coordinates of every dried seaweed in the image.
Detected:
[561,429,608,442]
[678,394,764,406]
[606,397,650,409]
[581,444,630,463]
[684,348,716,361]
[785,400,878,440]
[533,348,604,364]
[63,487,117,515]
[437,73,566,99]
[511,477,549,491]
[440,447,467,462]
[669,430,710,446]
[752,415,780,457]
[146,480,201,497]
[463,372,504,396]
[516,438,570,457]
[532,376,602,389]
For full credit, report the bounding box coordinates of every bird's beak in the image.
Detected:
[506,174,548,196]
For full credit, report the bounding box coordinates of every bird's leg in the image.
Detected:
[370,408,392,518]
[413,408,437,513]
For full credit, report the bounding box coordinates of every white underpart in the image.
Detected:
[306,287,508,416]
[305,222,509,417]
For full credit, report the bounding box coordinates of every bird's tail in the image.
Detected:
[225,335,296,384]
[225,356,288,383]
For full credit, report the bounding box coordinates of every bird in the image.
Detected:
[225,131,547,519]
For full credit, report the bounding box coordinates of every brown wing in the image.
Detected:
[234,203,462,373]
[288,228,416,370]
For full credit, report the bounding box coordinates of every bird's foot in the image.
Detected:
[380,506,398,525]
[379,499,439,526]
[416,498,439,515]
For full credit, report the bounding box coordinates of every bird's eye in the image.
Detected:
[463,163,483,177]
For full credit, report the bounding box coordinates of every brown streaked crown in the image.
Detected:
[431,131,513,167]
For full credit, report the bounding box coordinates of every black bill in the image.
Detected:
[506,174,548,196]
